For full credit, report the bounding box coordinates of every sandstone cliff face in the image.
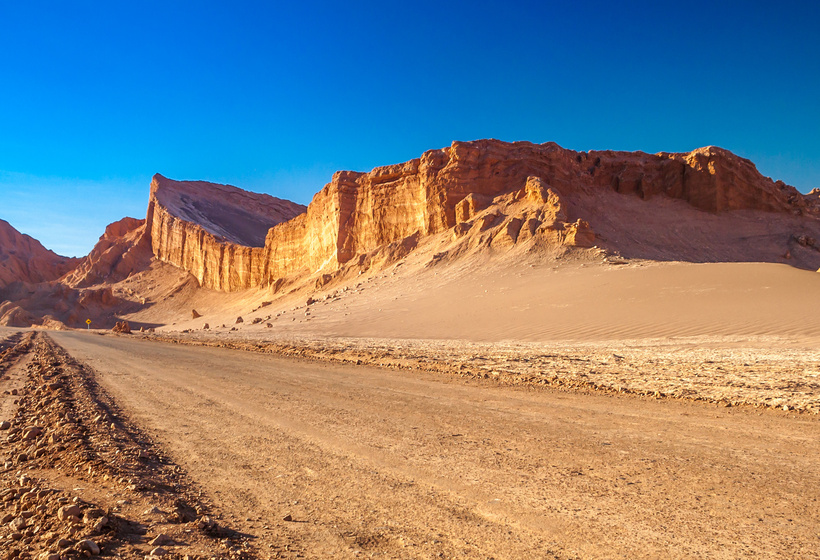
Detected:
[0,219,79,288]
[146,174,306,291]
[258,140,805,281]
[143,140,808,292]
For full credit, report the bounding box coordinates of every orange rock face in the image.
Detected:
[141,140,809,292]
[0,219,79,288]
[147,174,306,291]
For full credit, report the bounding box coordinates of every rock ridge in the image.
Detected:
[0,219,79,288]
[145,139,807,292]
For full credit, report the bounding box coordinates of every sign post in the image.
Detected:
[86,319,91,330]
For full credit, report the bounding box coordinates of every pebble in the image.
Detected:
[149,533,171,546]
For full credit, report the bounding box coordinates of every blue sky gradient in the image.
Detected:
[1,1,818,256]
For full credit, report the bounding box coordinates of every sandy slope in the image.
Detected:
[138,259,820,345]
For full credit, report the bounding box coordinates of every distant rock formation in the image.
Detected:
[0,219,79,287]
[2,138,818,331]
[62,217,152,288]
[147,174,306,291]
[143,140,810,292]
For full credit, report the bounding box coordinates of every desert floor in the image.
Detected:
[2,261,820,558]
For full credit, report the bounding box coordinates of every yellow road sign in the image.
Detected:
[86,319,91,324]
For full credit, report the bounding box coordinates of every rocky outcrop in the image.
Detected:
[257,140,804,283]
[143,140,808,292]
[0,219,79,288]
[147,175,306,291]
[0,303,38,327]
[62,217,152,288]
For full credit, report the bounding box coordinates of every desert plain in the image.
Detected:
[1,139,820,559]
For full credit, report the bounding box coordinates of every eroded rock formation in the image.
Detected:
[145,139,806,292]
[0,219,79,287]
[147,175,306,291]
[2,138,815,331]
[62,217,152,288]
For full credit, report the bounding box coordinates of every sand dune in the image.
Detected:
[138,258,820,344]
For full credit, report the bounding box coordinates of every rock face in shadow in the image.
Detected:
[0,219,79,288]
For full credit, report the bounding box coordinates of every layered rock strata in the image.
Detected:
[147,175,306,291]
[147,140,807,292]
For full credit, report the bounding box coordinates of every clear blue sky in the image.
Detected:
[1,1,818,256]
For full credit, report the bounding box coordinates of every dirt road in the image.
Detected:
[48,330,820,559]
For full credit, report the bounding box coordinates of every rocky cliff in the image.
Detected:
[142,140,810,292]
[146,175,306,291]
[258,140,807,284]
[0,219,79,288]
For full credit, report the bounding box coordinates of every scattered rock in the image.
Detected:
[196,515,216,530]
[203,323,210,330]
[149,533,172,546]
[0,420,10,430]
[58,504,82,521]
[23,426,42,440]
[191,309,202,319]
[112,320,132,334]
[77,539,101,555]
[235,316,244,324]
[149,547,169,556]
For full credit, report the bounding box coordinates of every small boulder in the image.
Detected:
[23,427,42,440]
[57,504,82,521]
[235,316,244,324]
[191,309,202,319]
[77,539,100,555]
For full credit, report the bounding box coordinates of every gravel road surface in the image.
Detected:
[48,330,820,559]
